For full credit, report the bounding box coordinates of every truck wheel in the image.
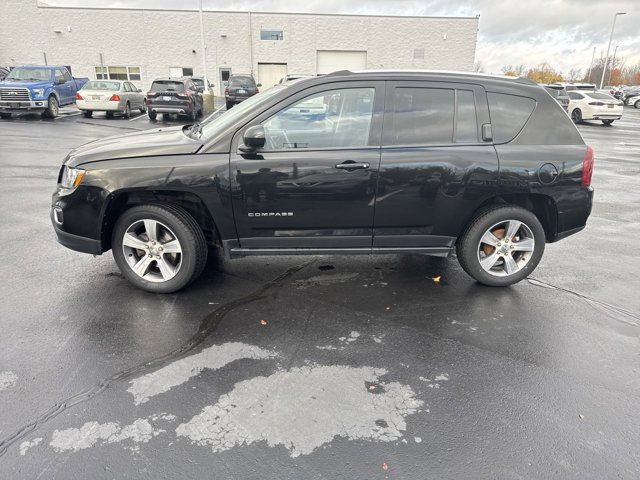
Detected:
[456,205,545,287]
[43,96,59,118]
[0,113,11,119]
[112,204,207,293]
[83,110,92,118]
[148,110,157,120]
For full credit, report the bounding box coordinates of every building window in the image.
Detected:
[95,66,141,81]
[169,67,193,78]
[260,29,283,40]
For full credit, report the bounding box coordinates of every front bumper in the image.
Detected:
[0,100,47,112]
[51,210,102,254]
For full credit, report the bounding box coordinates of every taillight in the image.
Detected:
[588,101,604,106]
[75,92,83,100]
[147,91,155,98]
[256,88,260,93]
[109,94,120,102]
[224,87,229,95]
[582,146,594,187]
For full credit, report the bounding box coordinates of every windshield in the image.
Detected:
[200,85,285,139]
[229,76,255,88]
[6,68,51,81]
[83,81,121,91]
[151,81,185,93]
[192,79,204,87]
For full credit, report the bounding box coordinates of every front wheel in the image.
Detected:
[571,108,582,124]
[43,96,59,118]
[112,204,207,293]
[226,101,233,110]
[635,100,640,109]
[456,205,545,287]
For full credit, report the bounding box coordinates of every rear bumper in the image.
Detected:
[550,186,593,242]
[76,99,124,111]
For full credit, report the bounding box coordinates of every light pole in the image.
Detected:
[607,45,619,86]
[600,12,626,89]
[198,0,208,89]
[586,46,596,83]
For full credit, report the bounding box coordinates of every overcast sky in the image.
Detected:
[47,0,640,75]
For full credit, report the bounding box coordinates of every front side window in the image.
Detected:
[260,29,284,40]
[390,87,455,145]
[262,87,375,150]
[55,69,66,84]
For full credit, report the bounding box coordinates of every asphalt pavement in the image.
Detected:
[0,105,639,479]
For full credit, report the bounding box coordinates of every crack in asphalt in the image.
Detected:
[0,262,310,458]
[527,277,640,326]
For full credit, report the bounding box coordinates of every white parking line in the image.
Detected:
[129,113,148,122]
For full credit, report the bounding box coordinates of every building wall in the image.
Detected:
[0,1,478,93]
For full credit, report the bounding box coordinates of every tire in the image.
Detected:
[43,96,59,118]
[635,100,640,109]
[226,101,233,110]
[106,111,114,119]
[148,110,157,120]
[190,106,197,121]
[163,113,171,121]
[0,112,11,119]
[456,205,546,287]
[83,110,92,118]
[571,108,582,124]
[602,119,614,126]
[140,100,147,113]
[112,204,207,293]
[123,102,131,119]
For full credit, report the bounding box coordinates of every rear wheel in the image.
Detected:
[112,204,207,293]
[571,108,582,124]
[148,110,157,120]
[602,119,614,126]
[457,205,545,287]
[83,110,92,118]
[43,96,59,118]
[106,111,114,119]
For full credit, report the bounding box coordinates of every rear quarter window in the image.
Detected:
[487,93,536,143]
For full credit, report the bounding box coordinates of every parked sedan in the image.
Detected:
[146,77,203,121]
[625,94,640,109]
[567,91,623,125]
[225,75,260,109]
[76,80,146,118]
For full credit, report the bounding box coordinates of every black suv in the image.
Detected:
[52,70,593,293]
[146,77,203,121]
[225,74,260,109]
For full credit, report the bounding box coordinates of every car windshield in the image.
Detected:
[229,76,255,88]
[6,67,51,81]
[586,92,615,100]
[151,81,185,93]
[83,81,120,91]
[199,85,284,139]
[192,79,204,87]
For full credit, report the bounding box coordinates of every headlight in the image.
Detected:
[32,88,45,98]
[60,166,86,189]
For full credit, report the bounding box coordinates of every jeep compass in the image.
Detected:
[51,70,594,293]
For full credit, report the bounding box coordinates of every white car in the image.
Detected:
[567,90,623,125]
[76,80,146,118]
[625,94,640,108]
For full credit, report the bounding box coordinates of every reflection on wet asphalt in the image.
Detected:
[0,108,639,479]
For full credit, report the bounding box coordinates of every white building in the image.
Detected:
[1,1,479,95]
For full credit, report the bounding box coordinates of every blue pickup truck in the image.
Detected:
[0,65,88,119]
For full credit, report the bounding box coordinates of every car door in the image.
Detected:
[229,81,384,250]
[54,69,70,104]
[125,82,138,108]
[373,81,498,250]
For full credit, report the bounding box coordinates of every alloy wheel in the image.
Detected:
[122,219,183,282]
[477,220,535,277]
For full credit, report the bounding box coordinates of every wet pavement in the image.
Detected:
[1,106,639,479]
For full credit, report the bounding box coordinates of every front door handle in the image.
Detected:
[335,161,370,171]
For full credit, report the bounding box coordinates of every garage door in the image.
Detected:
[258,63,288,90]
[317,50,367,75]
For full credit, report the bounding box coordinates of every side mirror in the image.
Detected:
[256,83,262,88]
[240,125,266,151]
[137,88,142,93]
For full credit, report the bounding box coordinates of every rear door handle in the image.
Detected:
[335,162,370,170]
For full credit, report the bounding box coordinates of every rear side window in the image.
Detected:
[568,92,583,100]
[455,90,478,143]
[487,93,535,143]
[390,88,454,145]
[151,81,185,93]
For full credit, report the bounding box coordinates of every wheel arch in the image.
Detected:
[101,189,221,251]
[460,194,558,243]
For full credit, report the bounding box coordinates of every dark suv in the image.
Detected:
[146,77,203,121]
[225,75,260,109]
[542,84,570,111]
[52,70,594,293]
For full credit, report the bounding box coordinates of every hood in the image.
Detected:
[0,79,51,89]
[65,126,203,167]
